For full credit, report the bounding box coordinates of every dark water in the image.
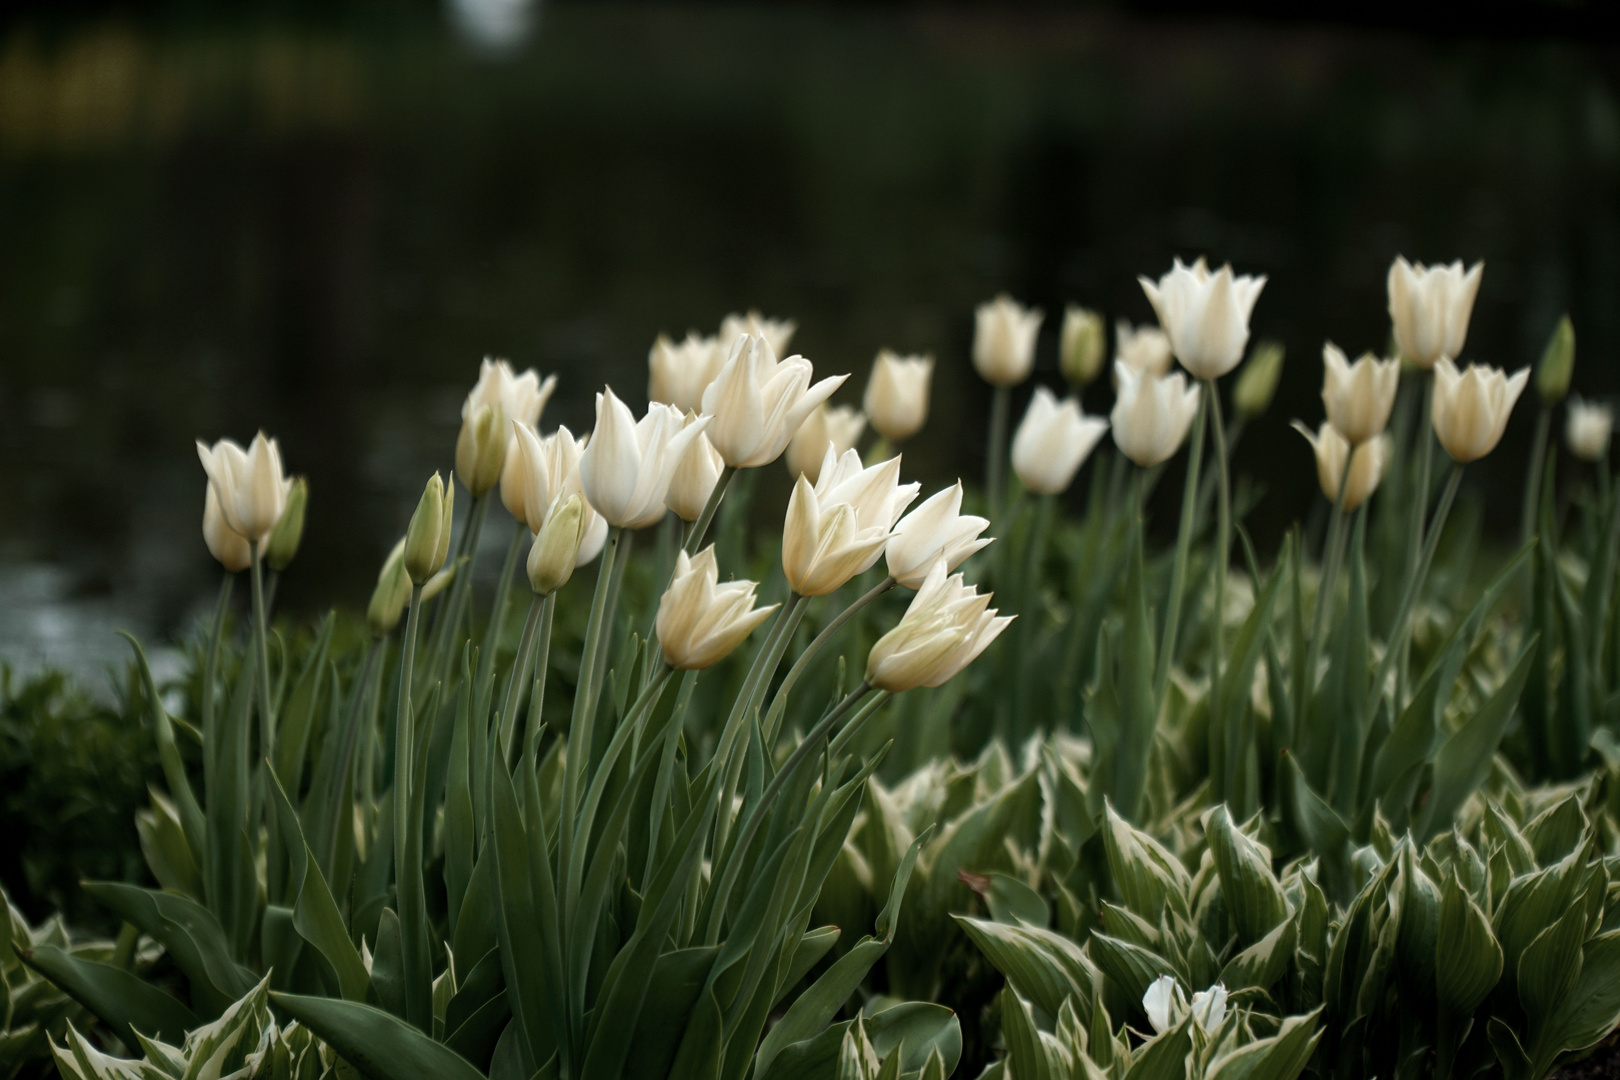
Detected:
[2,3,1618,682]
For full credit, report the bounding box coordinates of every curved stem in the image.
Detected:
[684,466,736,556]
[761,577,896,746]
[1302,452,1355,716]
[559,526,624,895]
[1206,380,1232,683]
[1155,388,1209,704]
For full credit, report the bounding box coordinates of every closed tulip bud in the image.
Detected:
[1060,306,1106,387]
[864,351,933,442]
[1114,319,1174,381]
[1139,257,1267,381]
[1537,315,1575,406]
[1565,397,1612,462]
[1387,256,1483,369]
[786,403,867,482]
[649,332,726,413]
[456,402,506,498]
[704,334,847,469]
[404,472,454,585]
[367,540,411,636]
[719,310,797,360]
[1292,421,1388,511]
[972,295,1043,387]
[865,559,1013,692]
[783,450,919,596]
[1232,339,1285,419]
[202,483,252,573]
[1321,343,1399,445]
[885,481,992,589]
[1111,362,1202,467]
[197,431,292,546]
[1431,357,1529,464]
[667,425,725,522]
[657,546,778,670]
[264,476,308,572]
[1011,387,1109,496]
[457,359,555,499]
[579,388,709,530]
[527,493,587,594]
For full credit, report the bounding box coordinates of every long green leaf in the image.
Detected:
[18,944,198,1047]
[270,992,485,1080]
[80,881,256,1018]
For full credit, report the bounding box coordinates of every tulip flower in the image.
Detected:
[202,484,252,573]
[1232,340,1285,420]
[1293,421,1388,511]
[1059,306,1106,387]
[972,295,1043,387]
[667,426,726,522]
[1114,319,1173,381]
[508,423,608,571]
[657,546,778,670]
[1143,976,1183,1035]
[719,309,797,360]
[1431,357,1529,464]
[1387,256,1483,369]
[863,351,933,443]
[197,432,292,547]
[648,332,726,413]
[702,334,847,469]
[1190,984,1229,1031]
[527,493,588,594]
[367,539,412,636]
[782,449,919,596]
[404,472,455,585]
[885,481,992,590]
[1110,362,1202,468]
[1321,343,1399,445]
[458,359,558,498]
[1011,386,1109,496]
[786,404,867,482]
[579,388,710,530]
[865,559,1012,692]
[1566,398,1612,463]
[264,476,308,572]
[1139,257,1267,381]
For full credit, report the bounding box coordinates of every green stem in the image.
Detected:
[1406,375,1436,605]
[318,638,379,874]
[1521,406,1552,547]
[1302,452,1356,718]
[524,593,556,765]
[250,547,276,761]
[1154,387,1209,704]
[391,584,427,1031]
[684,466,736,556]
[202,573,234,781]
[499,591,547,768]
[475,521,526,693]
[761,577,895,746]
[987,385,1011,520]
[1207,380,1232,685]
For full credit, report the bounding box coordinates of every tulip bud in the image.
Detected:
[197,431,292,546]
[865,559,1013,692]
[972,295,1043,387]
[404,472,454,585]
[264,477,308,572]
[1232,340,1285,420]
[667,427,725,522]
[1386,256,1482,369]
[1536,315,1575,406]
[1565,397,1612,463]
[704,334,847,470]
[782,450,919,597]
[579,389,709,530]
[1111,362,1202,468]
[1114,320,1174,382]
[657,546,778,670]
[367,539,412,636]
[1292,421,1388,511]
[1010,387,1109,496]
[1059,306,1106,387]
[864,351,933,443]
[527,494,587,594]
[885,481,992,589]
[1139,258,1267,381]
[1431,358,1530,464]
[202,483,252,573]
[1320,343,1399,445]
[786,403,867,483]
[456,403,506,499]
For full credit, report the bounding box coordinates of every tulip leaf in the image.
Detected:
[118,633,207,882]
[270,992,486,1080]
[955,916,1096,1024]
[273,612,335,796]
[1207,805,1287,945]
[759,1001,961,1080]
[17,944,199,1047]
[267,768,370,1001]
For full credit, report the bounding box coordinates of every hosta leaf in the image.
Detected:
[955,916,1096,1023]
[1088,932,1178,1010]
[1123,1018,1192,1080]
[1205,1009,1322,1080]
[270,992,486,1080]
[1001,989,1053,1080]
[1434,872,1501,1017]
[18,944,198,1047]
[1102,803,1191,924]
[983,873,1051,929]
[1517,903,1587,1036]
[1206,806,1287,945]
[1218,912,1296,991]
[760,1002,961,1080]
[1538,931,1620,1066]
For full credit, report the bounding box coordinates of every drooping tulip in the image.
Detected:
[657,546,778,670]
[1011,386,1109,496]
[885,482,992,590]
[1114,319,1173,381]
[972,295,1043,387]
[666,425,726,522]
[719,310,797,360]
[1431,357,1529,464]
[702,334,847,469]
[1139,257,1267,381]
[782,449,919,597]
[1321,343,1399,445]
[648,332,726,414]
[1387,256,1483,369]
[1059,306,1106,387]
[404,472,455,585]
[1292,422,1388,511]
[579,389,710,530]
[1110,362,1202,468]
[527,493,588,595]
[1566,398,1612,463]
[197,432,292,546]
[786,404,866,482]
[202,484,252,573]
[864,351,933,443]
[865,559,1012,692]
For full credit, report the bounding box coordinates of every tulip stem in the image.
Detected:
[249,546,276,760]
[499,591,547,769]
[202,572,234,777]
[1405,375,1436,606]
[684,466,736,556]
[559,525,623,902]
[987,385,1011,520]
[318,637,379,874]
[1302,454,1355,720]
[391,583,429,1031]
[475,521,526,694]
[762,577,896,746]
[1155,386,1209,705]
[524,593,556,765]
[1206,380,1232,686]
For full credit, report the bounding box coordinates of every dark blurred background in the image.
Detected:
[3,0,1618,683]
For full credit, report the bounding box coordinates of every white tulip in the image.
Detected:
[576,514,609,568]
[865,559,1012,692]
[202,484,252,572]
[783,449,919,597]
[666,426,726,522]
[1139,257,1266,381]
[459,358,557,498]
[657,546,778,670]
[1431,357,1529,464]
[1143,975,1183,1035]
[1387,256,1483,369]
[1292,422,1388,511]
[885,482,992,589]
[649,332,726,413]
[1321,343,1399,445]
[1114,319,1174,381]
[702,334,847,469]
[579,388,710,530]
[1110,362,1202,468]
[1189,983,1229,1031]
[786,404,867,482]
[1011,386,1109,496]
[196,431,292,546]
[719,310,797,360]
[972,295,1043,387]
[1567,398,1613,463]
[864,351,933,443]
